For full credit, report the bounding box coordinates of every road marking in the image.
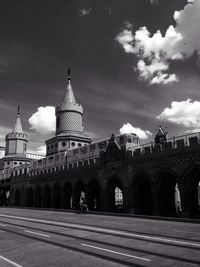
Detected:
[0,255,23,267]
[24,230,50,237]
[81,243,151,262]
[0,223,6,226]
[1,214,200,248]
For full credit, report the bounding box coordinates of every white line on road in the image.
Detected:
[1,214,200,248]
[0,255,23,267]
[24,230,50,237]
[81,243,151,262]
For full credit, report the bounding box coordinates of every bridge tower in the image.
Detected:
[0,107,30,171]
[45,69,91,156]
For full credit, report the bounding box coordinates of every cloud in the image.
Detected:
[28,145,46,155]
[148,0,158,4]
[119,122,152,139]
[28,106,56,135]
[157,99,200,131]
[116,0,200,84]
[80,8,92,17]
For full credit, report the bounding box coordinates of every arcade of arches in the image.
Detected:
[11,167,200,218]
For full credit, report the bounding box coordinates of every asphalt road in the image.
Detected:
[0,208,200,267]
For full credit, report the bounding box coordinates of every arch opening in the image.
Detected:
[88,180,101,211]
[43,185,51,208]
[52,183,61,209]
[74,181,86,210]
[14,189,20,206]
[107,178,124,212]
[26,187,33,207]
[157,172,178,217]
[186,171,200,218]
[34,186,42,207]
[134,177,153,215]
[63,183,72,209]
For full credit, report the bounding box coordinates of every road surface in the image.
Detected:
[0,208,200,266]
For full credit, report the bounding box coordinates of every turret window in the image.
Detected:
[56,117,60,128]
[62,141,66,147]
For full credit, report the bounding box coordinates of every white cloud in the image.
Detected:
[119,122,152,139]
[28,106,56,135]
[28,145,46,155]
[157,99,200,131]
[116,0,200,84]
[80,8,92,17]
[148,0,158,4]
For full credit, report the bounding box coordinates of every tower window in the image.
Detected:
[56,117,60,128]
[78,143,82,147]
[71,142,75,147]
[62,141,66,147]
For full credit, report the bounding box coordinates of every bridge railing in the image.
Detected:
[131,131,200,157]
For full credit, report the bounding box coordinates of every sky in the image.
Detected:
[0,0,200,154]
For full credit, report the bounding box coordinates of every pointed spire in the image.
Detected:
[12,106,23,133]
[63,68,76,103]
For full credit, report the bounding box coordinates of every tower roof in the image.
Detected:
[63,68,76,103]
[12,106,23,133]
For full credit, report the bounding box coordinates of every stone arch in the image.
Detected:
[155,170,178,217]
[133,172,153,215]
[182,165,200,218]
[106,177,124,212]
[43,185,51,208]
[88,179,101,211]
[63,182,72,209]
[26,187,33,207]
[52,183,61,209]
[73,180,87,210]
[34,186,42,207]
[14,189,20,206]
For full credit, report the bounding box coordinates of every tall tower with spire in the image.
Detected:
[45,69,91,156]
[0,107,30,170]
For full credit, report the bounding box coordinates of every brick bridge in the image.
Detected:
[2,132,200,219]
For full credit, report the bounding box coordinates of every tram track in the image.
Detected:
[0,224,145,267]
[0,214,200,248]
[0,215,200,266]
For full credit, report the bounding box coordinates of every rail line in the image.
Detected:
[0,215,200,265]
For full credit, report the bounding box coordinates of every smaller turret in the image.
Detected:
[0,107,31,171]
[5,106,28,157]
[155,125,168,144]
